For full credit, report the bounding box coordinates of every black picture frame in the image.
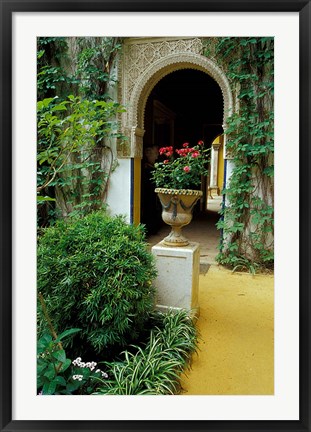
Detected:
[1,1,310,431]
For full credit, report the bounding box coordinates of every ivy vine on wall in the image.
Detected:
[203,37,274,271]
[37,37,125,227]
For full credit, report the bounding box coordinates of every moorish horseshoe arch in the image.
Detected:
[121,50,234,159]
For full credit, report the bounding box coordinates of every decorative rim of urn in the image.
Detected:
[155,187,203,197]
[155,188,203,247]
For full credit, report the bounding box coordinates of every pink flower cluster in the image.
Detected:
[176,143,200,158]
[175,147,192,156]
[152,139,208,188]
[160,141,204,159]
[159,146,173,157]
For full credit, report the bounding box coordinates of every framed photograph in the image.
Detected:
[1,0,310,431]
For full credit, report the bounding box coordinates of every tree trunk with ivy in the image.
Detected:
[203,37,274,271]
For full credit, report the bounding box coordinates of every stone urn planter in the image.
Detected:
[155,188,202,247]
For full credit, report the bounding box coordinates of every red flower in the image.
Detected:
[164,159,169,164]
[183,142,189,148]
[160,146,174,157]
[183,166,191,173]
[177,148,194,156]
[191,151,200,158]
[198,140,204,146]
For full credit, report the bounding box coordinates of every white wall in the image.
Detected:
[224,159,235,207]
[106,158,132,222]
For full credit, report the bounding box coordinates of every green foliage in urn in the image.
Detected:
[151,141,210,190]
[37,212,157,354]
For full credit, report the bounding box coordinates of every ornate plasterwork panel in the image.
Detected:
[118,37,233,158]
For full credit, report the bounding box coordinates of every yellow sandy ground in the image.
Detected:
[181,265,274,395]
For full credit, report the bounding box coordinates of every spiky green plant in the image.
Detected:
[95,309,199,395]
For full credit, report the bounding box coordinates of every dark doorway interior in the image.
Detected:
[141,68,223,236]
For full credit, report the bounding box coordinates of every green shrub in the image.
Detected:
[37,328,81,395]
[95,309,198,395]
[37,329,110,395]
[37,212,157,354]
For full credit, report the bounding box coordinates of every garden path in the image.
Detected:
[181,265,274,395]
[147,194,274,395]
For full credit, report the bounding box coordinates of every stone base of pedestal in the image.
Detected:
[151,241,200,317]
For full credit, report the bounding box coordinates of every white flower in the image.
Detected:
[73,357,100,371]
[73,357,82,366]
[72,374,83,381]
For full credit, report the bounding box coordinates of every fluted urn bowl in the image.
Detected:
[155,188,202,247]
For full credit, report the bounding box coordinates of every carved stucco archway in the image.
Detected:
[118,39,233,159]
